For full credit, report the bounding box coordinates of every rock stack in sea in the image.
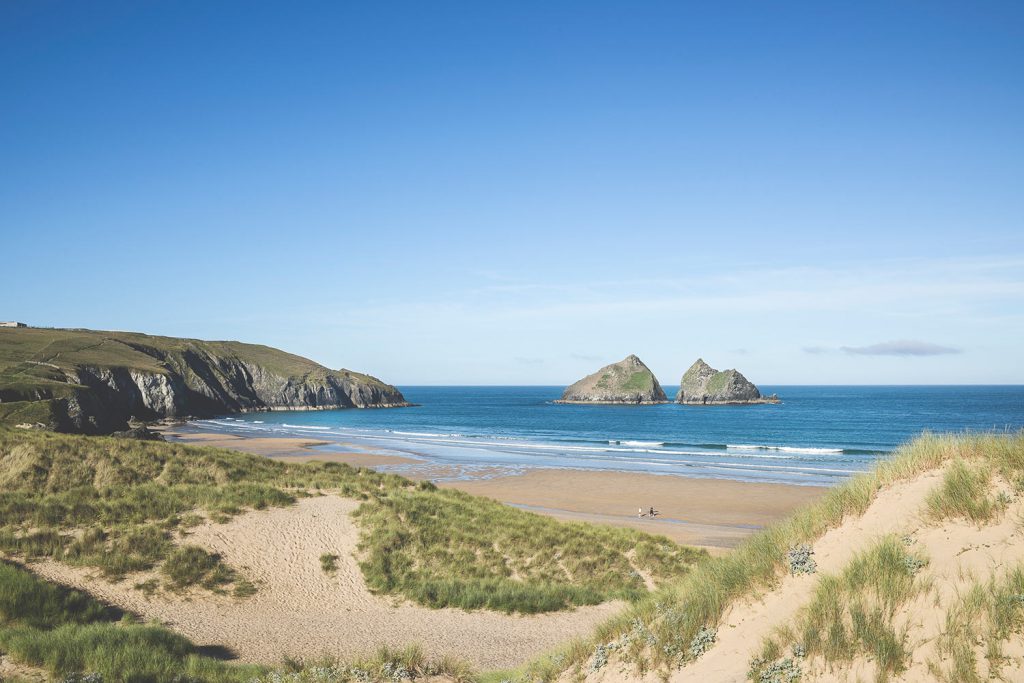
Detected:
[555,355,668,405]
[676,358,778,405]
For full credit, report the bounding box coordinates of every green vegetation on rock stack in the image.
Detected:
[675,358,777,405]
[556,355,668,405]
[0,327,409,433]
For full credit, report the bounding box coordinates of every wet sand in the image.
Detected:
[155,427,421,468]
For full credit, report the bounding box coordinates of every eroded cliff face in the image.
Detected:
[1,333,409,434]
[675,359,776,405]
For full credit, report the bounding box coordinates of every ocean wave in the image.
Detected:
[727,444,844,455]
[282,424,333,431]
[367,432,807,459]
[390,430,464,438]
[610,440,665,447]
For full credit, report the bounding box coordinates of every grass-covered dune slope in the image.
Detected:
[0,429,705,681]
[0,327,409,434]
[0,558,475,683]
[517,431,1024,683]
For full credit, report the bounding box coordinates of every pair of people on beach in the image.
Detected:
[638,506,657,518]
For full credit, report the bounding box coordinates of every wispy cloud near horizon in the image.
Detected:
[802,346,831,355]
[840,340,962,357]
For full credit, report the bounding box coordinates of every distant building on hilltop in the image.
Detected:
[0,322,27,328]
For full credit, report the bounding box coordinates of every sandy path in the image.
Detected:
[31,495,624,670]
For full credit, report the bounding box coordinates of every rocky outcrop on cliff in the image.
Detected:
[676,359,778,405]
[556,355,668,405]
[0,327,410,434]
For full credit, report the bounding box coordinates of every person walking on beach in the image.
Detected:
[649,506,656,517]
[638,507,644,518]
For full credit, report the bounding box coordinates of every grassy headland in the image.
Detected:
[0,327,407,432]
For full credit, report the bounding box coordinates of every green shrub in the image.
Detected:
[321,553,340,573]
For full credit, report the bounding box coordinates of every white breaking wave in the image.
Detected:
[727,444,843,455]
[610,440,665,447]
[391,430,464,438]
[282,424,332,431]
[367,433,804,459]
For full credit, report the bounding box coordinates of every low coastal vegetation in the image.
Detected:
[0,428,376,597]
[355,485,704,613]
[6,428,1023,682]
[0,559,262,681]
[932,565,1024,682]
[0,428,705,680]
[0,558,475,682]
[0,429,703,613]
[750,536,930,681]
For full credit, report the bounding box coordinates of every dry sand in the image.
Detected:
[445,470,825,548]
[32,495,624,670]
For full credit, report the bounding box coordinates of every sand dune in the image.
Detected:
[31,495,624,670]
[578,464,1024,682]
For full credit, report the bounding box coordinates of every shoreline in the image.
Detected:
[153,426,423,468]
[160,425,826,548]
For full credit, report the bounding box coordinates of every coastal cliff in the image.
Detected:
[676,358,778,405]
[556,355,668,405]
[0,327,410,434]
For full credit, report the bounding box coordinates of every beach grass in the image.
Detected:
[925,458,1001,522]
[0,428,703,614]
[355,485,705,613]
[0,428,386,595]
[0,428,711,679]
[750,535,929,681]
[0,559,263,681]
[1,553,489,682]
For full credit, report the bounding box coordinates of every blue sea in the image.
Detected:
[185,386,1024,487]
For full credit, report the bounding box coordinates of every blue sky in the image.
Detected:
[2,1,1022,385]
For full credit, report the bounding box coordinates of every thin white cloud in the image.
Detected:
[802,346,831,354]
[841,340,962,357]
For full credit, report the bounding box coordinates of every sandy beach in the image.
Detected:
[446,469,825,548]
[162,427,825,548]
